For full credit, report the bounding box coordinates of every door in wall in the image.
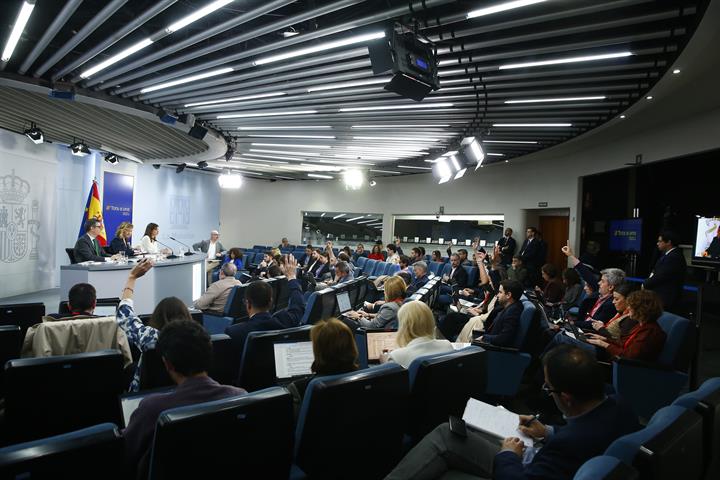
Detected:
[539,215,570,273]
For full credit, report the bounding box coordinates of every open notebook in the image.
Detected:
[462,398,534,448]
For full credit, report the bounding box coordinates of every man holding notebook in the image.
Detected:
[384,345,639,480]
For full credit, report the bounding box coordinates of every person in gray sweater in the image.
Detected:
[347,276,406,329]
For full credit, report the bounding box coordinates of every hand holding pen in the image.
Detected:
[518,414,547,439]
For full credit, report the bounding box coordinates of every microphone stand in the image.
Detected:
[169,236,195,256]
[156,240,179,259]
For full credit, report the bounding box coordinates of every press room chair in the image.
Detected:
[672,377,720,480]
[238,325,312,391]
[406,346,487,441]
[612,312,695,419]
[148,387,293,480]
[4,350,126,443]
[573,455,639,480]
[0,325,22,398]
[0,423,124,480]
[605,405,704,480]
[294,364,409,479]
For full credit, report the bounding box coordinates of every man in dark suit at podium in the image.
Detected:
[643,231,687,312]
[73,219,113,263]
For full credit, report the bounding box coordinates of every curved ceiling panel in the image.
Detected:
[0,0,708,179]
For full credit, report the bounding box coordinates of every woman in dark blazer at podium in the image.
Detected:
[109,221,136,256]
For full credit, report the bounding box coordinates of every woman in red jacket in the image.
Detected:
[586,289,666,362]
[368,244,385,261]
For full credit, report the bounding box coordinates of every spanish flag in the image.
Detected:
[78,180,108,246]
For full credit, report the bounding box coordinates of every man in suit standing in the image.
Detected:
[519,227,542,285]
[643,231,687,312]
[497,228,517,267]
[73,219,114,262]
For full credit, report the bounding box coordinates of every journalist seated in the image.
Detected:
[385,345,640,480]
[123,320,246,479]
[193,262,242,315]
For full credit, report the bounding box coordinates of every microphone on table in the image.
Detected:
[169,236,195,256]
[156,239,179,259]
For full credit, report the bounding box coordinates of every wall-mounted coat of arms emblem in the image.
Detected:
[0,170,40,263]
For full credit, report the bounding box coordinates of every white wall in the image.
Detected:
[219,105,720,251]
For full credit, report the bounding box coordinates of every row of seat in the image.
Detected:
[575,377,720,480]
[355,257,401,277]
[0,346,489,479]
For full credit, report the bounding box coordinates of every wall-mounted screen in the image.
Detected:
[693,216,720,267]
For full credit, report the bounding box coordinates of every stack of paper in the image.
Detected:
[462,398,534,447]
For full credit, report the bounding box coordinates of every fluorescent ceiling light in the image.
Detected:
[505,96,606,104]
[442,151,459,156]
[165,0,235,33]
[493,123,572,127]
[333,213,346,219]
[326,158,375,165]
[357,219,378,224]
[397,165,432,170]
[250,148,320,156]
[346,216,365,222]
[467,0,546,19]
[237,125,331,130]
[275,175,296,180]
[370,169,401,174]
[141,67,234,93]
[482,140,538,144]
[233,155,289,164]
[307,77,390,92]
[339,103,453,112]
[246,134,336,139]
[320,213,326,217]
[219,109,316,119]
[251,143,330,149]
[185,92,286,107]
[486,153,505,156]
[499,51,633,70]
[2,0,36,62]
[80,38,154,78]
[352,124,451,128]
[235,162,272,168]
[353,136,440,142]
[254,31,386,66]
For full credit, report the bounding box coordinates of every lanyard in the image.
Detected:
[623,324,642,349]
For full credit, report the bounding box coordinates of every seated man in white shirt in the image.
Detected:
[193,263,241,315]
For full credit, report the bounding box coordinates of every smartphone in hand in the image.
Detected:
[449,416,467,438]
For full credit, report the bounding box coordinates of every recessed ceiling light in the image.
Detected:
[620,115,626,119]
[646,96,653,100]
[505,160,509,163]
[140,67,234,93]
[672,69,681,74]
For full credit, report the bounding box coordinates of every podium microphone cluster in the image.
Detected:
[169,236,195,256]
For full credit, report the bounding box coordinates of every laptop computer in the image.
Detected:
[336,291,353,315]
[273,340,314,384]
[365,330,399,365]
[118,386,174,428]
[564,322,588,342]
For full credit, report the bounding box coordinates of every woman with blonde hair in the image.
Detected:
[350,276,406,329]
[109,221,135,256]
[387,301,453,368]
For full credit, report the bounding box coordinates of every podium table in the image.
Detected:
[60,254,206,315]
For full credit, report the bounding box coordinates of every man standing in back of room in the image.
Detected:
[643,230,687,312]
[497,228,517,267]
[519,227,542,285]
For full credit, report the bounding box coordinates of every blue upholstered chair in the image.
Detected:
[406,347,487,440]
[201,284,247,335]
[672,377,720,479]
[0,423,124,479]
[294,364,409,479]
[148,387,294,480]
[574,455,638,480]
[604,405,704,480]
[612,312,695,419]
[428,261,443,276]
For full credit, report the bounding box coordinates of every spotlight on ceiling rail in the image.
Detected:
[104,153,119,164]
[24,122,44,144]
[176,163,186,174]
[69,139,90,156]
[197,161,208,169]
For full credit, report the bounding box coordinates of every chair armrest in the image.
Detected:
[471,340,520,354]
[596,361,614,383]
[615,357,675,372]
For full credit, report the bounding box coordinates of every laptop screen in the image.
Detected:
[366,331,399,363]
[336,291,352,314]
[94,305,118,317]
[273,341,314,380]
[118,387,174,428]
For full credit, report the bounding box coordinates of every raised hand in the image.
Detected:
[281,254,298,280]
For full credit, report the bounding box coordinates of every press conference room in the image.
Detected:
[1,1,719,479]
